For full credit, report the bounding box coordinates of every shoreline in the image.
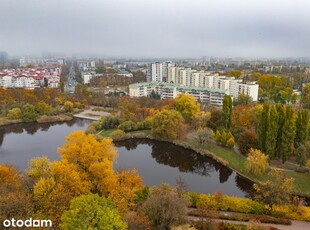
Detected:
[110,132,310,200]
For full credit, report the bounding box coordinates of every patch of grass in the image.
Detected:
[98,129,116,137]
[284,171,310,197]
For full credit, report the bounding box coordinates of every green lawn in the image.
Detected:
[203,143,310,197]
[98,129,116,137]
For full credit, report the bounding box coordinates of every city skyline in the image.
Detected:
[1,0,310,58]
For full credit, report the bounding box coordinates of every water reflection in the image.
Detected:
[115,139,253,197]
[0,119,91,170]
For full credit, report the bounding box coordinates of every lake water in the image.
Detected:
[0,119,253,197]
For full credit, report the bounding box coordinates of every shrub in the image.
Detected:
[227,137,235,148]
[100,115,120,130]
[63,101,74,112]
[22,103,39,121]
[238,129,259,155]
[110,129,126,140]
[7,108,22,120]
[118,121,138,132]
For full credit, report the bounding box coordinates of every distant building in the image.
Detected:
[117,69,133,77]
[0,52,8,64]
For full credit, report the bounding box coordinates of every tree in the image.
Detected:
[229,70,242,78]
[253,169,294,208]
[63,101,74,112]
[57,130,117,195]
[295,109,309,147]
[7,108,22,120]
[237,129,259,155]
[245,149,268,176]
[26,156,51,182]
[108,169,143,213]
[226,137,235,148]
[152,110,184,141]
[189,128,214,148]
[174,93,200,122]
[35,101,52,115]
[222,95,232,130]
[192,111,211,129]
[275,104,285,158]
[280,106,296,163]
[142,184,189,229]
[265,105,279,159]
[110,129,126,140]
[60,194,127,230]
[296,145,307,167]
[257,102,269,153]
[118,121,138,132]
[301,83,310,109]
[22,103,39,121]
[235,93,253,105]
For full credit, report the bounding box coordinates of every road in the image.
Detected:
[64,64,77,93]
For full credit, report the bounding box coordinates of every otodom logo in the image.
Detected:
[2,218,52,228]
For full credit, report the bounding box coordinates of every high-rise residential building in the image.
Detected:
[0,52,8,64]
[147,62,175,82]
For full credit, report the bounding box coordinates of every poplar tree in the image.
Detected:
[258,102,269,153]
[275,104,285,158]
[280,106,296,163]
[222,95,232,130]
[266,105,279,158]
[295,109,309,147]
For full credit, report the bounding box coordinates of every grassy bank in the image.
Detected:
[0,117,23,127]
[36,114,73,123]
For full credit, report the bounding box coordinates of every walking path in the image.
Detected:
[73,106,110,121]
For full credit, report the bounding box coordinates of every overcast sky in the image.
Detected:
[1,0,309,58]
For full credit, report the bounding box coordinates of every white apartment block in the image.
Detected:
[129,82,228,106]
[147,62,175,82]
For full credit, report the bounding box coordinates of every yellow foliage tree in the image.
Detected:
[174,93,200,122]
[246,149,268,176]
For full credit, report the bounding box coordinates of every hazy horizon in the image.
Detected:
[1,0,310,58]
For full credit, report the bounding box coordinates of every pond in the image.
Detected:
[0,120,253,197]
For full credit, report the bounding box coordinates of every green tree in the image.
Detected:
[295,109,309,147]
[222,95,232,129]
[245,149,268,176]
[253,169,294,208]
[60,194,127,230]
[35,101,52,115]
[280,106,296,163]
[7,108,22,120]
[296,145,307,167]
[118,121,138,132]
[235,93,253,105]
[301,83,310,109]
[174,93,200,122]
[22,103,39,121]
[110,129,126,140]
[152,110,184,140]
[275,104,285,158]
[257,102,269,153]
[265,105,279,159]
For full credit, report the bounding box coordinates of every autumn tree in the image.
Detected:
[234,93,253,105]
[222,95,232,130]
[152,110,184,140]
[245,149,268,176]
[192,111,211,129]
[35,101,52,115]
[142,184,189,229]
[108,169,143,213]
[174,93,200,122]
[26,156,51,182]
[63,101,74,112]
[60,194,127,230]
[296,145,307,167]
[237,129,259,155]
[189,128,214,148]
[275,103,285,158]
[253,169,294,208]
[57,130,117,195]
